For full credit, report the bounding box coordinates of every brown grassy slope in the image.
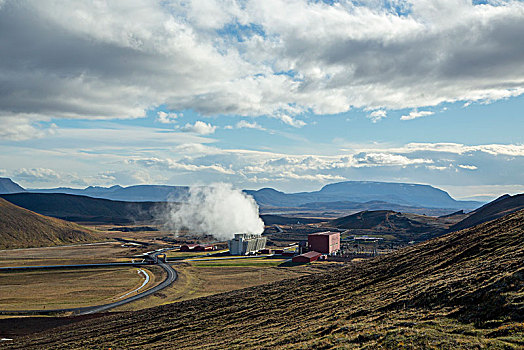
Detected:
[7,210,524,349]
[0,198,100,249]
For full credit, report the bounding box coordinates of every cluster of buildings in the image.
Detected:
[179,231,341,265]
[226,231,341,264]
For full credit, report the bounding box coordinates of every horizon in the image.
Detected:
[1,1,523,201]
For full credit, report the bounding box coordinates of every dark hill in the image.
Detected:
[328,209,462,242]
[0,177,25,194]
[0,198,100,249]
[28,184,189,202]
[0,193,163,224]
[8,209,524,349]
[450,193,524,232]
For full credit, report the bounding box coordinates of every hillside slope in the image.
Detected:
[450,193,524,232]
[0,198,100,249]
[0,193,162,224]
[9,210,524,349]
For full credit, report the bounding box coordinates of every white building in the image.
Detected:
[228,233,267,255]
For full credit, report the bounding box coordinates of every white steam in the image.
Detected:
[162,183,264,241]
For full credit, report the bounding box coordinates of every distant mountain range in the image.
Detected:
[0,177,483,210]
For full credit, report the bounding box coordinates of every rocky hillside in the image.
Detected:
[0,198,100,249]
[7,209,523,349]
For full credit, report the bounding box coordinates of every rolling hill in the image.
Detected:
[0,193,164,224]
[328,209,465,242]
[0,198,100,249]
[7,209,523,349]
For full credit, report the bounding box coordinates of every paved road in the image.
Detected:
[0,262,150,271]
[0,250,177,316]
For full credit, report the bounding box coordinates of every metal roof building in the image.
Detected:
[228,233,267,255]
[292,251,322,263]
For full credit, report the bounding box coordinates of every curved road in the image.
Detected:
[0,250,177,316]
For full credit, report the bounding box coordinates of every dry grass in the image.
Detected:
[6,209,522,349]
[0,242,147,267]
[0,198,101,249]
[0,267,157,310]
[114,261,335,312]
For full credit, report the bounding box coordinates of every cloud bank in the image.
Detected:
[2,0,524,138]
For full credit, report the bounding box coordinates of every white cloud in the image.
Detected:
[14,168,61,182]
[235,120,265,130]
[356,142,524,157]
[0,114,56,141]
[400,110,434,121]
[180,121,216,135]
[458,164,478,170]
[156,111,179,124]
[132,157,234,175]
[279,114,306,128]
[368,110,387,123]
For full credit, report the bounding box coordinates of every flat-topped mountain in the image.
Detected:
[245,181,482,210]
[0,198,99,249]
[9,209,524,349]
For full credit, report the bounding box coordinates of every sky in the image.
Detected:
[0,0,523,200]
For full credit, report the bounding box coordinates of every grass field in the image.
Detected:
[0,266,159,311]
[189,257,287,267]
[0,242,148,267]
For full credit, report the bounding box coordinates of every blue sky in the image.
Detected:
[0,0,523,200]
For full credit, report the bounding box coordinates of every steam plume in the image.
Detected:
[162,183,264,241]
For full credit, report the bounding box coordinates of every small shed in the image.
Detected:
[292,251,322,263]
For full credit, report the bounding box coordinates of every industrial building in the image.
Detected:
[228,233,267,255]
[292,251,322,263]
[308,231,340,254]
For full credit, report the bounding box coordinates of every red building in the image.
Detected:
[308,231,340,254]
[292,251,322,263]
[180,244,214,252]
[194,244,214,252]
[180,244,199,252]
